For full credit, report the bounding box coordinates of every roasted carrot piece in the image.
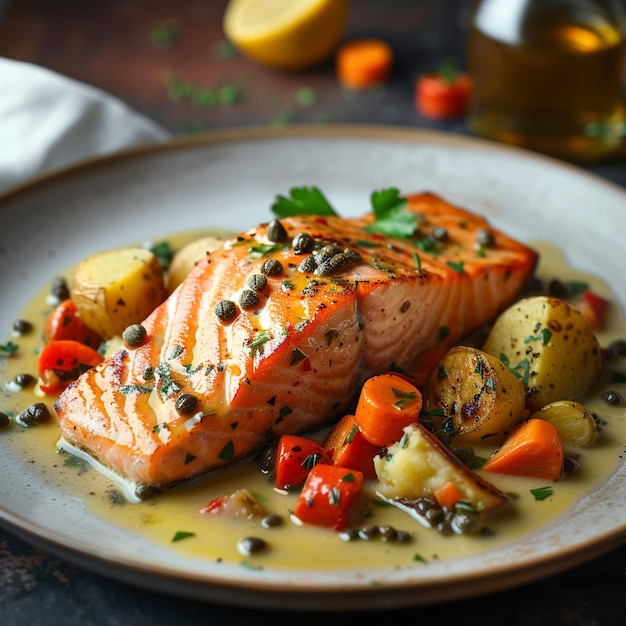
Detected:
[293,464,364,531]
[434,480,463,508]
[482,419,564,481]
[323,414,380,480]
[336,38,393,90]
[354,373,422,447]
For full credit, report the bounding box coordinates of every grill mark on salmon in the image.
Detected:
[55,193,538,489]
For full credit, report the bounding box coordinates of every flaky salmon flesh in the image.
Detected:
[55,193,538,490]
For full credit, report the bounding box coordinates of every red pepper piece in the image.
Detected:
[44,299,103,348]
[275,434,331,490]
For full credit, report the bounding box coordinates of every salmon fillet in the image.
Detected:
[55,193,538,490]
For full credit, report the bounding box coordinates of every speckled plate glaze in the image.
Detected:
[1,126,625,611]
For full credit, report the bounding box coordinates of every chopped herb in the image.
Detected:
[446,260,464,273]
[329,486,341,506]
[367,188,417,238]
[391,387,417,409]
[120,383,155,395]
[341,472,356,483]
[438,326,449,340]
[612,371,626,383]
[566,281,589,296]
[184,453,197,465]
[524,328,552,346]
[0,341,19,358]
[218,440,235,461]
[146,240,173,270]
[412,251,422,273]
[302,453,322,470]
[271,186,338,218]
[278,406,293,419]
[249,330,273,355]
[530,486,553,501]
[290,348,308,366]
[413,553,428,563]
[240,560,263,570]
[172,531,195,542]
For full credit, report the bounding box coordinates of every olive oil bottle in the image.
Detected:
[468,0,626,163]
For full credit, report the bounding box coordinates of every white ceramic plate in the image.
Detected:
[1,126,625,611]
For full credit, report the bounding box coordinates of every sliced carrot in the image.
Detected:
[336,38,393,90]
[434,480,462,509]
[415,61,471,120]
[482,419,564,481]
[323,414,380,480]
[354,373,422,447]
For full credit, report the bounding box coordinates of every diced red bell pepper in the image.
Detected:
[575,289,608,330]
[323,414,380,480]
[293,464,363,531]
[38,339,104,394]
[44,299,103,348]
[275,434,331,490]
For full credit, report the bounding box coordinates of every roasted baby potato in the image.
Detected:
[422,345,526,445]
[374,422,509,515]
[530,400,598,453]
[71,247,166,340]
[168,235,227,293]
[482,296,603,411]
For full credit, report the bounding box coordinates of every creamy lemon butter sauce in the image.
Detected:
[1,238,625,571]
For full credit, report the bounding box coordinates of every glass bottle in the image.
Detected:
[467,0,626,163]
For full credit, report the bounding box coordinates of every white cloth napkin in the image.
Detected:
[0,57,170,192]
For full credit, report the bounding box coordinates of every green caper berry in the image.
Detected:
[135,483,158,501]
[15,402,50,427]
[237,536,267,556]
[247,274,267,292]
[239,289,259,309]
[175,393,198,415]
[12,319,33,335]
[260,513,283,529]
[601,390,623,406]
[215,299,238,321]
[50,277,70,302]
[122,323,147,347]
[297,255,318,273]
[431,226,448,242]
[0,412,10,430]
[292,232,314,254]
[476,228,495,247]
[14,373,35,388]
[267,219,288,242]
[261,258,283,276]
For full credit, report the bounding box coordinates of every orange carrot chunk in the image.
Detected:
[323,414,380,480]
[354,373,422,447]
[482,418,564,481]
[434,480,462,508]
[415,61,471,120]
[336,38,393,90]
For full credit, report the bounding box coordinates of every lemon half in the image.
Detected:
[223,0,350,70]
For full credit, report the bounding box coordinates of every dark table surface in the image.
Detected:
[1,1,626,624]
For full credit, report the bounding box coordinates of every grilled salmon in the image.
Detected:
[55,193,538,490]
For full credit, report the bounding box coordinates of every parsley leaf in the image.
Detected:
[367,188,417,238]
[271,186,338,217]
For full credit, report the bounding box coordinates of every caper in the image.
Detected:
[0,412,10,430]
[377,525,398,541]
[122,323,147,347]
[239,289,260,309]
[135,483,158,501]
[260,513,283,529]
[175,393,198,415]
[12,319,33,335]
[315,243,341,262]
[261,258,283,276]
[451,512,480,535]
[338,528,360,542]
[258,445,276,475]
[358,525,380,540]
[601,389,624,406]
[292,232,314,254]
[548,279,570,298]
[297,255,318,273]
[15,402,50,427]
[247,274,267,292]
[605,339,626,359]
[237,536,267,556]
[50,277,70,302]
[215,299,238,321]
[475,228,495,247]
[431,226,448,242]
[13,373,35,388]
[267,219,288,243]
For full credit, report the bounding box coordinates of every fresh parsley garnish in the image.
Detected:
[271,186,338,217]
[366,188,417,238]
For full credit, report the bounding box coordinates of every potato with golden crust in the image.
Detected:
[71,247,166,340]
[482,296,603,412]
[422,346,526,445]
[530,400,598,453]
